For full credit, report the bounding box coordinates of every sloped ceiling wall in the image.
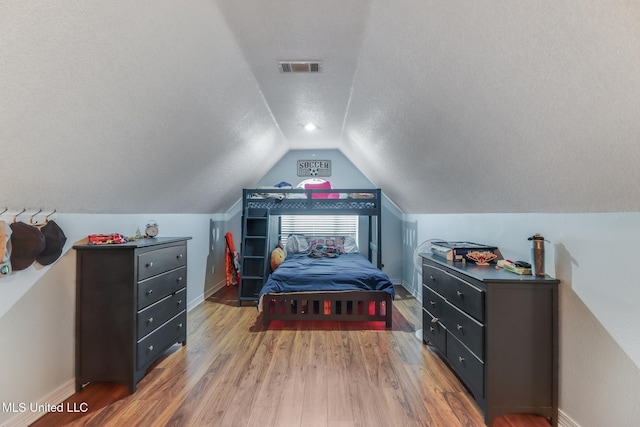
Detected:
[341,1,640,213]
[1,1,287,213]
[2,1,639,214]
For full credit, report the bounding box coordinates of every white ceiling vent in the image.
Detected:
[279,61,322,73]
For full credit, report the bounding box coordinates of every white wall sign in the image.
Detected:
[297,160,331,177]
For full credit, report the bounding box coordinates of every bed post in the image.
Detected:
[377,189,382,269]
[386,295,393,328]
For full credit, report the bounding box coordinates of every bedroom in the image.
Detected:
[2,2,640,427]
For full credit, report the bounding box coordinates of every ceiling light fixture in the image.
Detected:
[304,123,317,132]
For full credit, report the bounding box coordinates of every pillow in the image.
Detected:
[307,236,345,254]
[270,247,286,271]
[285,234,309,254]
[304,180,339,199]
[343,235,359,253]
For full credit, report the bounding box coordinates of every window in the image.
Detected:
[280,215,358,246]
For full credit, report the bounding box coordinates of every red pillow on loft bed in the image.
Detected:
[303,180,339,199]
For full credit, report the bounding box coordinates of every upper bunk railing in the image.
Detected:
[242,188,382,216]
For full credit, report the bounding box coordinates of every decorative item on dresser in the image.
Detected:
[73,237,191,393]
[420,253,560,427]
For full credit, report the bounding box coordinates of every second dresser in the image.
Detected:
[421,253,559,427]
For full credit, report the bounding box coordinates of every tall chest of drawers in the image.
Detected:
[74,237,191,393]
[420,254,559,427]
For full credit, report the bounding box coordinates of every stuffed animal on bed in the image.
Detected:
[270,246,286,271]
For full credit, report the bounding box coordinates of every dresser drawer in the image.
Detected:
[138,266,186,310]
[137,288,186,340]
[422,263,449,297]
[137,311,186,369]
[447,333,484,398]
[443,275,484,322]
[138,244,187,281]
[447,303,484,359]
[422,285,449,320]
[423,308,446,352]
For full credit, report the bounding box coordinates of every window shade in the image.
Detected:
[280,215,358,246]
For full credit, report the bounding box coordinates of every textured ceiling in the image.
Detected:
[1,1,640,213]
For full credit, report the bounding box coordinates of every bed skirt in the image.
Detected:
[260,290,392,327]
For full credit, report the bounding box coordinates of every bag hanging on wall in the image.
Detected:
[0,220,12,277]
[225,232,240,286]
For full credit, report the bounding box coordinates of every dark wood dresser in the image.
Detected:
[420,253,559,426]
[74,237,191,393]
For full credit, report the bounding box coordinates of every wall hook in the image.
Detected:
[14,208,26,223]
[45,209,57,222]
[30,209,43,224]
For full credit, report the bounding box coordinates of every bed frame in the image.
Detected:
[262,291,392,327]
[240,187,392,327]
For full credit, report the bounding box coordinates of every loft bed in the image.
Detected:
[243,187,382,266]
[239,187,394,327]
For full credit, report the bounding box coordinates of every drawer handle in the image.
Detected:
[429,275,435,281]
[458,356,465,363]
[177,299,183,306]
[178,323,183,329]
[146,289,153,296]
[429,300,436,306]
[431,317,439,323]
[456,290,463,297]
[147,317,154,324]
[429,327,435,332]
[147,262,154,268]
[177,277,183,283]
[148,345,154,352]
[177,254,183,259]
[456,324,463,330]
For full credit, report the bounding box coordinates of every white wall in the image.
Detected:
[0,213,228,426]
[403,212,640,427]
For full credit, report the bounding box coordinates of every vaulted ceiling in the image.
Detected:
[2,1,639,214]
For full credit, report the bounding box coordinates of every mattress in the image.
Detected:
[258,253,395,309]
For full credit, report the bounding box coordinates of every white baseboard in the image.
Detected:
[3,379,76,427]
[187,280,226,312]
[400,280,420,299]
[204,280,227,301]
[559,409,581,427]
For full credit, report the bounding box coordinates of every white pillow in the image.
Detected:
[343,236,359,253]
[285,234,309,254]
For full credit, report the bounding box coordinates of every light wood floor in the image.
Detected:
[31,286,551,427]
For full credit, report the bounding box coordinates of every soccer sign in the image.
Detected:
[297,160,331,177]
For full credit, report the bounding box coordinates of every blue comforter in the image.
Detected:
[259,253,395,299]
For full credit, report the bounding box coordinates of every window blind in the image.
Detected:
[280,215,358,246]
